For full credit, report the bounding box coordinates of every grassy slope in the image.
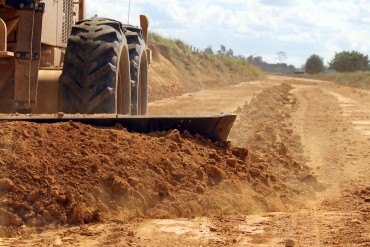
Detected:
[300,72,370,89]
[147,33,263,101]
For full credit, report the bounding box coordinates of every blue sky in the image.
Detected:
[86,0,370,67]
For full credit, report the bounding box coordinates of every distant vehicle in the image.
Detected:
[294,69,306,75]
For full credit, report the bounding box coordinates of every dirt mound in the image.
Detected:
[230,84,323,199]
[0,120,300,230]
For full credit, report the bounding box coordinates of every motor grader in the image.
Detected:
[0,0,235,141]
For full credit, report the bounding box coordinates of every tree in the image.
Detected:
[276,51,287,63]
[238,55,247,61]
[226,49,234,57]
[204,46,214,55]
[218,45,226,55]
[288,65,296,70]
[246,55,263,65]
[329,51,369,72]
[305,54,324,74]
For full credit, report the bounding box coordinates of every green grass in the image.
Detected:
[300,72,370,89]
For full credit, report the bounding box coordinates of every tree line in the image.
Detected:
[203,45,369,75]
[204,45,234,57]
[305,51,370,74]
[205,46,297,73]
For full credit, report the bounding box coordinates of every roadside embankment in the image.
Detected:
[148,33,263,101]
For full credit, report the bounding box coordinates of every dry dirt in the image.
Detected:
[0,76,369,246]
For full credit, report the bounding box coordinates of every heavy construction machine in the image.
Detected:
[0,0,235,141]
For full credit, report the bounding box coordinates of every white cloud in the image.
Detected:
[85,0,370,66]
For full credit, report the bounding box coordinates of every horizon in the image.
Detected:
[86,0,370,67]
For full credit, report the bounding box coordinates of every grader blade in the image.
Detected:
[0,114,236,142]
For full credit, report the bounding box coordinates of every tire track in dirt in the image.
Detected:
[323,89,370,136]
[257,81,370,246]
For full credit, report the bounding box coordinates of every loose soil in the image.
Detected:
[0,110,315,234]
[0,76,369,246]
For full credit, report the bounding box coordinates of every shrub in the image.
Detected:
[329,51,369,72]
[305,54,324,74]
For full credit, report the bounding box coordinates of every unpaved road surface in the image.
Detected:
[148,75,370,246]
[1,76,369,246]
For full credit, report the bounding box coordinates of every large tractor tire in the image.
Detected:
[124,28,148,115]
[59,18,131,114]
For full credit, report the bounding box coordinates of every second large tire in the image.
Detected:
[124,27,148,115]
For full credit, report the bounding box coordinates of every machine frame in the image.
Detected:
[0,0,150,113]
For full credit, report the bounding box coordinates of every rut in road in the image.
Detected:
[252,79,370,246]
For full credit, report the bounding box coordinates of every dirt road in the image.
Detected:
[148,75,370,246]
[1,76,369,246]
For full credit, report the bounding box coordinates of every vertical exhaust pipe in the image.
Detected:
[140,15,149,44]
